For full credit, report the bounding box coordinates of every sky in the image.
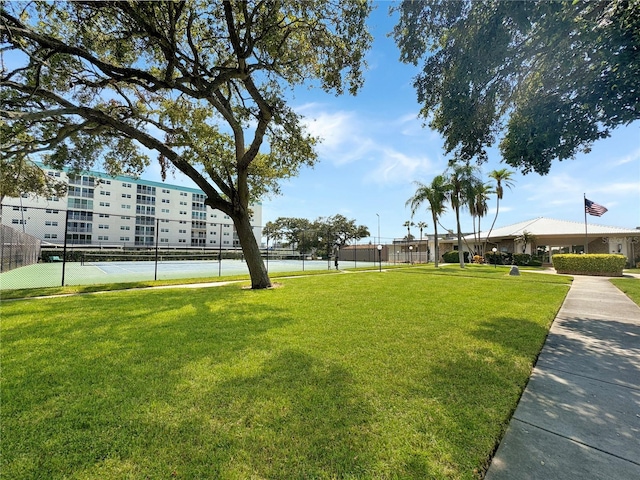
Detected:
[144,2,640,242]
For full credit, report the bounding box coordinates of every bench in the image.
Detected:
[49,256,63,262]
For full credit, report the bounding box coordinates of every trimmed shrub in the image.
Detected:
[485,251,508,265]
[513,253,532,266]
[442,250,470,263]
[552,254,626,276]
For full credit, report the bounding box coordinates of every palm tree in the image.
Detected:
[516,230,536,254]
[416,221,427,262]
[446,162,481,268]
[405,175,449,267]
[402,220,415,241]
[468,182,493,256]
[485,168,515,254]
[402,220,415,263]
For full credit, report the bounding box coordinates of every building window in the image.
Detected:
[99,202,110,207]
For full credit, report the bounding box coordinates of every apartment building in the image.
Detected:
[1,166,262,249]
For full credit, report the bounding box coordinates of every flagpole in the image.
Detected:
[584,193,588,254]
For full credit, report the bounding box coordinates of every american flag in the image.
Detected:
[585,198,608,217]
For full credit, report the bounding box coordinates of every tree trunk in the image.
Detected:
[484,198,500,255]
[455,204,465,268]
[431,211,439,268]
[234,211,271,289]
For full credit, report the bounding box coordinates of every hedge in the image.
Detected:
[442,250,470,263]
[552,254,626,277]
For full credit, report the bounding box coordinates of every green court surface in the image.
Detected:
[0,259,376,290]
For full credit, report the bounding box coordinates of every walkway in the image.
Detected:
[485,275,640,479]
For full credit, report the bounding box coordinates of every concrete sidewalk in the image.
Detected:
[485,275,640,480]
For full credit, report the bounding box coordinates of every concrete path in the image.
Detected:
[485,275,640,480]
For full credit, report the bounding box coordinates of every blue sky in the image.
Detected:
[146,2,640,241]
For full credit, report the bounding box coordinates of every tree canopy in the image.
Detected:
[393,0,639,174]
[264,215,370,256]
[1,0,372,288]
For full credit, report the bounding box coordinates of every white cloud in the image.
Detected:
[612,146,640,166]
[593,182,640,195]
[297,104,439,184]
[364,148,435,185]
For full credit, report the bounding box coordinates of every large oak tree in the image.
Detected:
[1,0,372,288]
[393,0,639,174]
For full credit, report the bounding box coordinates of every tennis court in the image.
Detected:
[0,258,379,290]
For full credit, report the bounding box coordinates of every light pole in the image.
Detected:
[376,213,380,246]
[409,245,413,265]
[492,247,497,268]
[377,244,382,272]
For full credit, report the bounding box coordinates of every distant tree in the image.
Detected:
[516,230,536,254]
[1,1,372,289]
[416,221,428,260]
[485,168,516,253]
[402,220,415,242]
[468,182,493,255]
[313,214,370,259]
[393,0,640,174]
[446,162,481,268]
[267,217,313,254]
[0,157,66,206]
[406,175,449,267]
[262,221,280,249]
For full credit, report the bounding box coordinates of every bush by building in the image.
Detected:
[552,254,626,276]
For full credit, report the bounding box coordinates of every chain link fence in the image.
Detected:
[1,204,400,291]
[0,224,41,273]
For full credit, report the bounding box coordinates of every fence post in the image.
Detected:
[218,222,223,277]
[61,209,69,286]
[154,218,160,281]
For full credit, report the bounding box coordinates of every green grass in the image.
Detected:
[611,277,640,306]
[1,267,571,479]
[0,268,346,301]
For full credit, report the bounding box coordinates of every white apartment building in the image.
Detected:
[1,166,262,249]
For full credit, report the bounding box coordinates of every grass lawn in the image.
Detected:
[611,277,640,306]
[1,267,570,479]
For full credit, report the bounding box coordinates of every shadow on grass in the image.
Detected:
[1,287,378,477]
[472,316,551,357]
[208,348,374,478]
